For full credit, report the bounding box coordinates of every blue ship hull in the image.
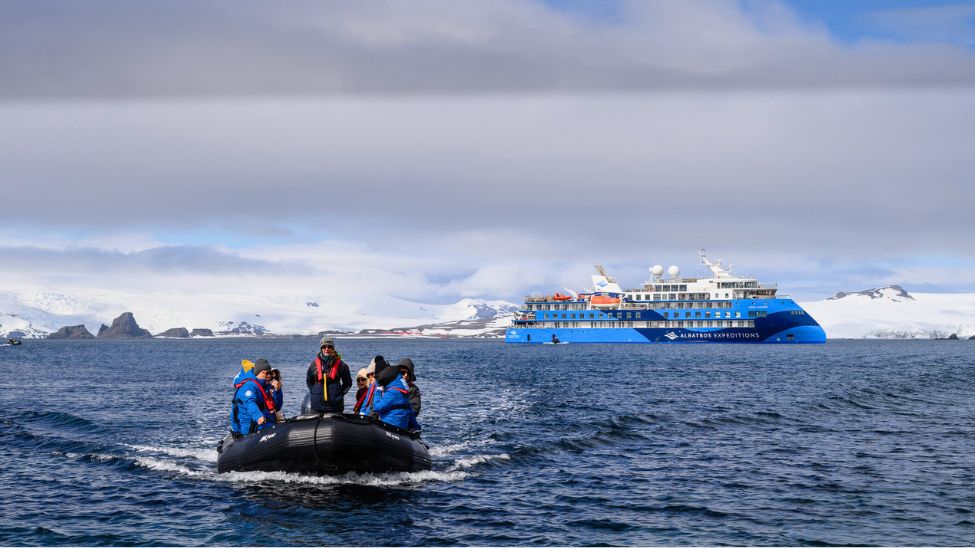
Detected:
[506,300,826,344]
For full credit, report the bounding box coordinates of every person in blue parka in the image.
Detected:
[372,363,420,431]
[231,358,276,436]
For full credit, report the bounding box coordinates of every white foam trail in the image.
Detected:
[213,469,470,486]
[429,438,495,457]
[64,451,119,463]
[449,453,510,471]
[133,456,206,476]
[126,444,218,462]
[73,443,500,486]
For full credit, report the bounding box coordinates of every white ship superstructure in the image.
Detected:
[506,250,825,344]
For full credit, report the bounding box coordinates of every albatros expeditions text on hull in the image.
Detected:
[506,251,826,344]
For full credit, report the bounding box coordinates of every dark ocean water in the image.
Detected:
[1,339,973,546]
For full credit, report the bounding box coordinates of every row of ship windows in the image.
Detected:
[539,310,750,320]
[649,284,689,292]
[537,320,757,329]
[532,305,766,321]
[630,293,710,301]
[525,301,737,311]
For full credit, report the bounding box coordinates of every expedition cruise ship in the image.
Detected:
[506,251,826,344]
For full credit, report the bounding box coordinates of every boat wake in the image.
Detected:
[56,438,510,488]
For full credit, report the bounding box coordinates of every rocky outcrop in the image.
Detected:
[96,312,152,339]
[47,325,95,339]
[157,327,190,338]
[947,333,959,340]
[216,321,267,336]
[829,285,915,301]
[190,328,214,337]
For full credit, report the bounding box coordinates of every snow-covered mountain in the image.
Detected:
[0,313,51,339]
[355,301,519,338]
[0,289,520,339]
[801,286,975,339]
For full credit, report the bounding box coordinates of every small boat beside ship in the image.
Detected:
[507,250,826,344]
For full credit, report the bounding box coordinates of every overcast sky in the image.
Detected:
[1,0,974,305]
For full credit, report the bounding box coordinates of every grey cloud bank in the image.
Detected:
[1,0,974,300]
[0,245,294,276]
[2,93,972,259]
[2,1,975,100]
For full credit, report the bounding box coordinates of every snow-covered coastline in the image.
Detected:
[800,286,975,340]
[0,290,519,339]
[2,286,974,340]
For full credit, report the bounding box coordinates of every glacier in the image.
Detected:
[801,286,975,339]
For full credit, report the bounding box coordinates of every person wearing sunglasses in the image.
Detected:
[305,336,352,414]
[267,368,285,422]
[352,368,371,414]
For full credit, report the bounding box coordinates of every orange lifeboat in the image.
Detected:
[552,292,573,302]
[589,295,621,307]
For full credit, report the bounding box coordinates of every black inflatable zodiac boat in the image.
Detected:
[216,413,431,475]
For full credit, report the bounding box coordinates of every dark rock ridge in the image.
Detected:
[97,312,152,339]
[47,325,95,339]
[318,329,356,336]
[190,328,214,337]
[829,285,914,301]
[157,327,190,338]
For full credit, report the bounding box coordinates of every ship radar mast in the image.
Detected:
[698,249,734,279]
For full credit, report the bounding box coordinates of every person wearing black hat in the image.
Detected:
[230,358,276,436]
[371,359,420,431]
[305,336,352,413]
[395,358,422,417]
[267,368,285,422]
